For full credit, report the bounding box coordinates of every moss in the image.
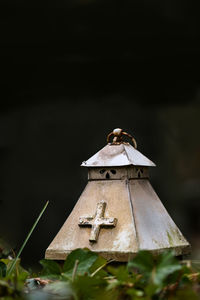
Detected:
[167,225,185,247]
[167,231,174,246]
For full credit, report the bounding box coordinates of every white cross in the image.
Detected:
[78,200,117,242]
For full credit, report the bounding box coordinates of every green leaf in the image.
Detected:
[63,248,98,278]
[73,274,106,299]
[2,258,29,280]
[126,288,144,298]
[106,278,120,291]
[144,283,159,297]
[128,250,182,292]
[107,265,138,295]
[17,271,29,282]
[169,286,199,300]
[40,259,62,276]
[128,250,154,275]
[0,261,6,277]
[153,251,182,286]
[89,256,108,278]
[107,265,130,282]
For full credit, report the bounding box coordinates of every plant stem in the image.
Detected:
[7,200,49,276]
[90,259,115,277]
[72,259,79,282]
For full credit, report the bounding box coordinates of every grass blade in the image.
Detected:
[7,200,49,276]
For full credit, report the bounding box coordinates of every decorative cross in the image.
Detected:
[78,200,117,242]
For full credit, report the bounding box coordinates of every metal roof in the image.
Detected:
[81,143,156,167]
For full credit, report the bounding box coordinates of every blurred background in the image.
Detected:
[0,0,200,267]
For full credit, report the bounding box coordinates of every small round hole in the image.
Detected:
[100,169,106,174]
[111,169,116,174]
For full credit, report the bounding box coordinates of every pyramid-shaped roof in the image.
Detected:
[81,143,156,167]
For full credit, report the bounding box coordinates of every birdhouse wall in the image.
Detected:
[45,176,190,261]
[88,166,149,180]
[129,179,190,255]
[45,179,139,261]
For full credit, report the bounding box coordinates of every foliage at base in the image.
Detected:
[0,248,200,300]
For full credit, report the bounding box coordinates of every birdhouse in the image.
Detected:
[45,128,190,261]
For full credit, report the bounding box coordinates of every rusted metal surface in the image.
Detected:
[79,200,117,242]
[81,143,156,167]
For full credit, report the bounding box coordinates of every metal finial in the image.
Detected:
[107,128,137,149]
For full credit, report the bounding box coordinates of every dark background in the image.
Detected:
[0,0,200,267]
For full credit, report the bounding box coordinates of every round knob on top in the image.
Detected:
[113,128,123,136]
[107,128,137,148]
